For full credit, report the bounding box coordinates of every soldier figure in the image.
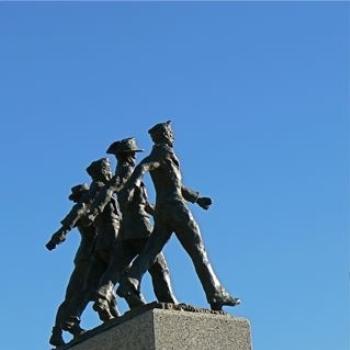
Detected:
[92,138,178,320]
[76,158,122,321]
[46,184,94,347]
[116,121,240,311]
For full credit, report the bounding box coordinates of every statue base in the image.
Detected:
[61,302,252,350]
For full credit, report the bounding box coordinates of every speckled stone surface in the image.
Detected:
[64,311,154,350]
[153,309,251,350]
[62,303,252,350]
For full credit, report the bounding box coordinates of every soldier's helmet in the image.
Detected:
[148,120,173,144]
[106,137,143,155]
[86,158,111,178]
[68,183,90,201]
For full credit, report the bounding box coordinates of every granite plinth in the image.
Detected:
[61,303,252,350]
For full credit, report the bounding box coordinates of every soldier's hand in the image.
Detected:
[45,229,66,251]
[196,196,212,210]
[45,240,57,251]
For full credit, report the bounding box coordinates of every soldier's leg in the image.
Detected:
[62,260,92,335]
[147,251,178,304]
[50,303,67,347]
[93,240,139,318]
[49,262,86,347]
[65,252,109,326]
[126,238,177,304]
[173,205,240,309]
[95,240,134,302]
[116,222,172,303]
[81,249,121,322]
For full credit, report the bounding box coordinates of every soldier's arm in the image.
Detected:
[114,156,160,208]
[119,154,161,194]
[89,168,129,216]
[45,227,68,251]
[141,182,156,216]
[181,186,212,210]
[181,186,200,203]
[45,204,85,251]
[89,180,119,217]
[130,156,160,184]
[60,203,86,229]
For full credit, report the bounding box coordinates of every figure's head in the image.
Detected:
[68,183,90,203]
[106,137,143,164]
[86,158,112,183]
[148,120,174,146]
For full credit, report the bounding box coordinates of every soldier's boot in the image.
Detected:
[68,324,86,339]
[63,317,86,339]
[93,298,115,322]
[124,292,147,310]
[116,278,146,309]
[209,290,241,311]
[49,326,65,348]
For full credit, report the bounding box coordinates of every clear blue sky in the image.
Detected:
[0,2,349,350]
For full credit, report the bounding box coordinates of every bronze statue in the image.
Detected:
[46,121,241,348]
[115,121,240,311]
[92,138,178,321]
[46,184,94,347]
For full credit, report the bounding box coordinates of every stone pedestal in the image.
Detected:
[62,303,252,350]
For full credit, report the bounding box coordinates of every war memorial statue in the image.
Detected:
[46,121,244,349]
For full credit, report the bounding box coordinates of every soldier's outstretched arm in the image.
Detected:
[181,186,212,210]
[45,203,86,251]
[181,186,200,203]
[122,155,161,192]
[45,227,68,251]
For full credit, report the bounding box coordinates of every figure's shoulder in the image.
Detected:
[71,202,82,212]
[76,202,88,214]
[60,202,85,226]
[90,181,105,196]
[92,181,105,189]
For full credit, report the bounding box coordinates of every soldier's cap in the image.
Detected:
[86,158,111,177]
[106,137,143,155]
[69,183,90,200]
[148,120,172,136]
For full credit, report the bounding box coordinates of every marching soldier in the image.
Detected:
[116,121,240,311]
[46,184,94,347]
[77,158,122,321]
[92,138,178,320]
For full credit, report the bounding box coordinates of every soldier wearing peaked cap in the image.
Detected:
[46,184,95,348]
[116,121,240,311]
[92,138,177,320]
